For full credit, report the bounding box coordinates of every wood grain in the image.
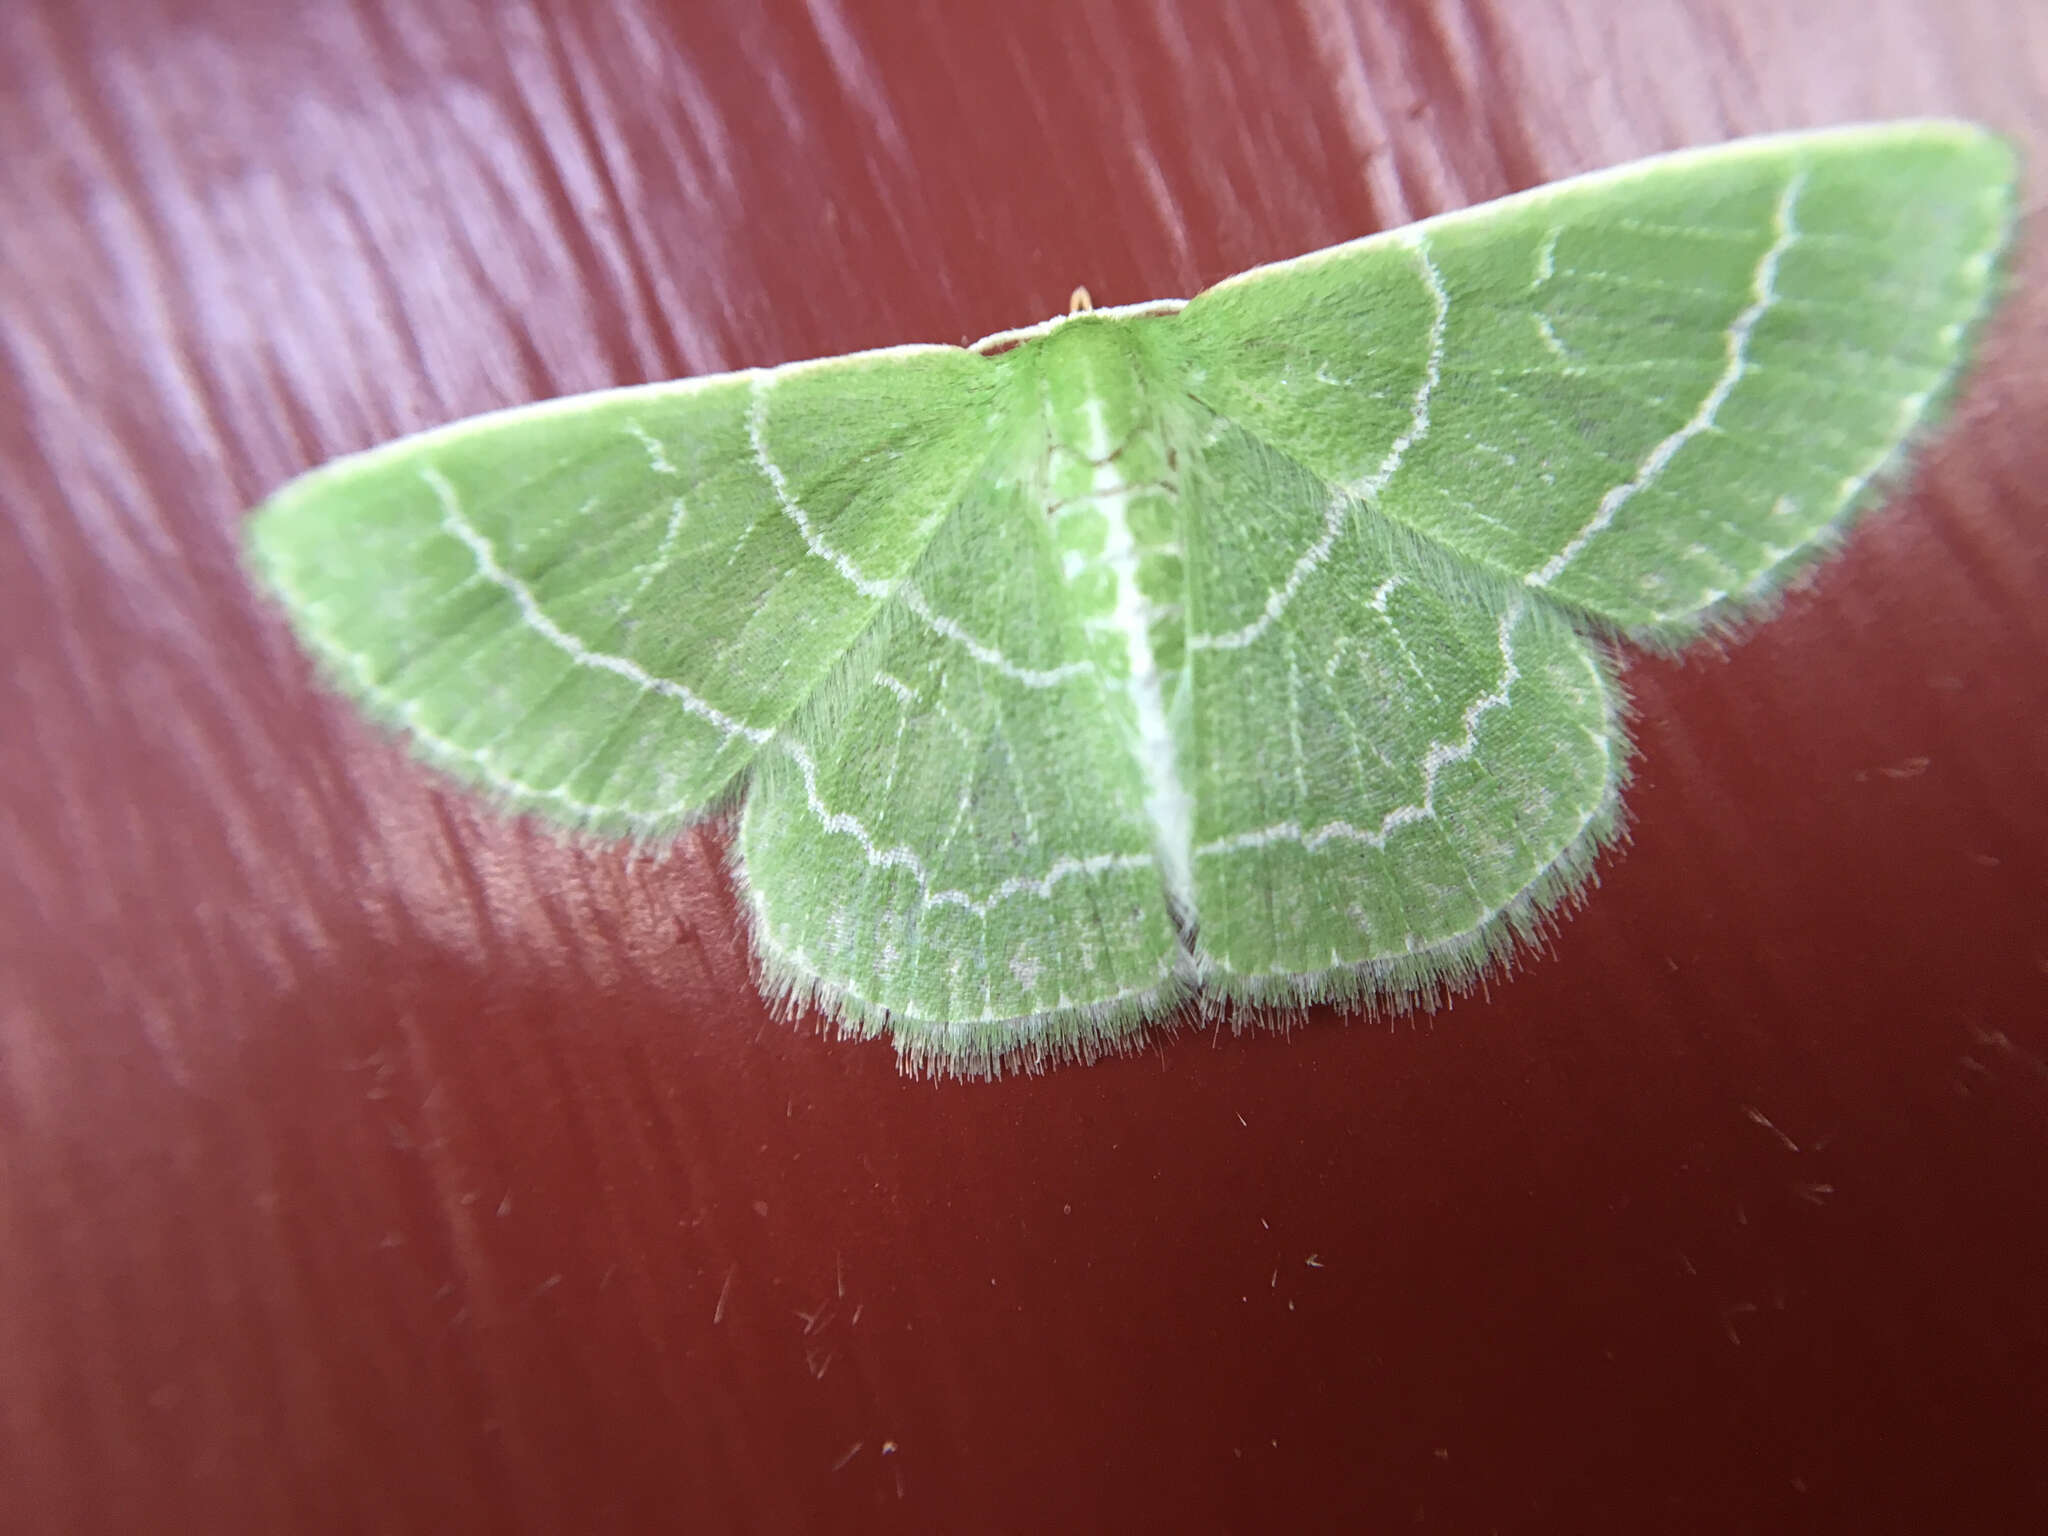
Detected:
[4,1,2044,1529]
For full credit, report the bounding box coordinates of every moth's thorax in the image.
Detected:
[1017,317,1195,907]
[1012,321,1184,654]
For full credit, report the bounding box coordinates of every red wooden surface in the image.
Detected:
[4,2,2045,1530]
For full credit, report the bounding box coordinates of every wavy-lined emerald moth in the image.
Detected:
[250,121,2014,1077]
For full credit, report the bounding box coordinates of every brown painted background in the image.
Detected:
[5,1,2046,1531]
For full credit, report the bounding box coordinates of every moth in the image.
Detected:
[249,121,2015,1076]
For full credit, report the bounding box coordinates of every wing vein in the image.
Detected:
[423,466,772,744]
[1197,600,1527,859]
[1526,170,1807,589]
[1188,234,1449,653]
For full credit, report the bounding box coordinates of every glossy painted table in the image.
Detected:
[4,1,2045,1529]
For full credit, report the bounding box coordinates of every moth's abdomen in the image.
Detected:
[1027,320,1194,910]
[1047,425,1184,683]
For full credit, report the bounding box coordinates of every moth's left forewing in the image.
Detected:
[248,346,1002,838]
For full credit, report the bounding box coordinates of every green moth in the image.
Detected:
[249,121,2015,1077]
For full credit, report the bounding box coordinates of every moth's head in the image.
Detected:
[967,295,1187,360]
